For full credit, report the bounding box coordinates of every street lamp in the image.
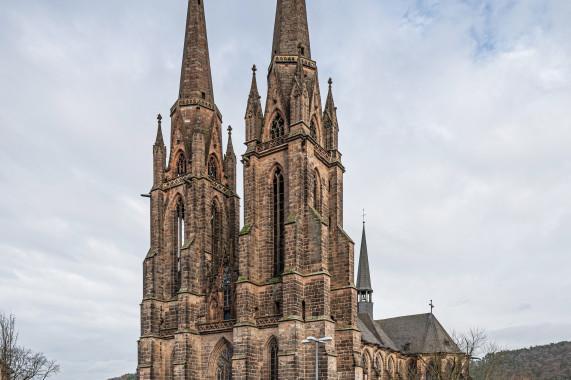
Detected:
[302,336,333,380]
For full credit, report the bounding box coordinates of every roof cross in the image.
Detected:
[430,300,435,314]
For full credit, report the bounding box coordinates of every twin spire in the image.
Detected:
[178,0,311,104]
[272,0,312,58]
[179,0,215,102]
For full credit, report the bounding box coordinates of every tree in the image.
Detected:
[0,312,59,380]
[416,327,506,380]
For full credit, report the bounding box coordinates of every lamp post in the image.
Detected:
[302,336,333,380]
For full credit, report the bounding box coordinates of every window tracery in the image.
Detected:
[177,154,187,176]
[216,346,233,380]
[270,114,285,140]
[310,120,316,140]
[273,168,285,277]
[223,265,231,321]
[209,157,218,180]
[269,339,279,380]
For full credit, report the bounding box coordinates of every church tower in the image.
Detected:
[236,0,360,378]
[138,0,239,378]
[139,1,363,379]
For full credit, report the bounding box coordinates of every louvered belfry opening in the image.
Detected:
[273,168,285,277]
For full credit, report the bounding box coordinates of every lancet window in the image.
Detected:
[209,157,218,180]
[211,203,220,258]
[273,168,285,277]
[223,265,231,321]
[407,359,418,378]
[269,339,279,380]
[216,346,233,380]
[310,121,316,140]
[176,198,185,289]
[311,171,321,212]
[426,361,437,380]
[177,154,187,176]
[270,114,285,140]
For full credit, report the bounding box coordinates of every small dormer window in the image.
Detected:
[201,92,206,100]
[301,47,305,56]
[404,342,411,351]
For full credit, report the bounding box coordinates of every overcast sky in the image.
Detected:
[0,0,570,379]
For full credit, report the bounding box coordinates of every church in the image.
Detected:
[137,1,467,379]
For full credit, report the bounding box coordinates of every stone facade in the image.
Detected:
[137,1,465,379]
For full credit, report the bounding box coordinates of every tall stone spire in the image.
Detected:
[179,0,215,102]
[357,221,374,317]
[272,0,311,59]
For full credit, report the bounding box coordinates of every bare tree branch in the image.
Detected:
[0,312,59,380]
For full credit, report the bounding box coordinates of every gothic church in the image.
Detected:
[138,1,464,379]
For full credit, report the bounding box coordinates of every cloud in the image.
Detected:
[0,0,570,379]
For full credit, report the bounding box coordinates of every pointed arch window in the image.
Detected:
[270,114,285,140]
[311,171,321,213]
[216,346,233,380]
[269,339,279,380]
[310,121,316,140]
[211,203,220,258]
[362,354,370,380]
[209,156,218,180]
[273,168,285,277]
[176,198,185,289]
[426,361,437,380]
[223,265,231,321]
[407,359,418,379]
[177,154,187,176]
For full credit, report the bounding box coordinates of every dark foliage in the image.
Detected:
[472,341,571,380]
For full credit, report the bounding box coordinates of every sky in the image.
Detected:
[0,0,570,379]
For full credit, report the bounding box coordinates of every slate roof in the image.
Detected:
[373,313,460,354]
[356,224,372,291]
[357,313,398,351]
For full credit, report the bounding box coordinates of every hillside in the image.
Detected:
[108,374,136,380]
[472,341,571,380]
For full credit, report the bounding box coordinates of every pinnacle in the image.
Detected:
[154,114,164,146]
[324,78,337,124]
[249,64,260,100]
[226,125,235,156]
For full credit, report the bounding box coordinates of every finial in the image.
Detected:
[362,209,366,224]
[227,125,232,134]
[328,78,333,87]
[297,42,303,57]
[429,300,435,314]
[157,114,162,124]
[252,64,257,74]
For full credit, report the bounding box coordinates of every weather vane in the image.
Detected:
[362,209,366,224]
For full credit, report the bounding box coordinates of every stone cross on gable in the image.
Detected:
[430,300,435,314]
